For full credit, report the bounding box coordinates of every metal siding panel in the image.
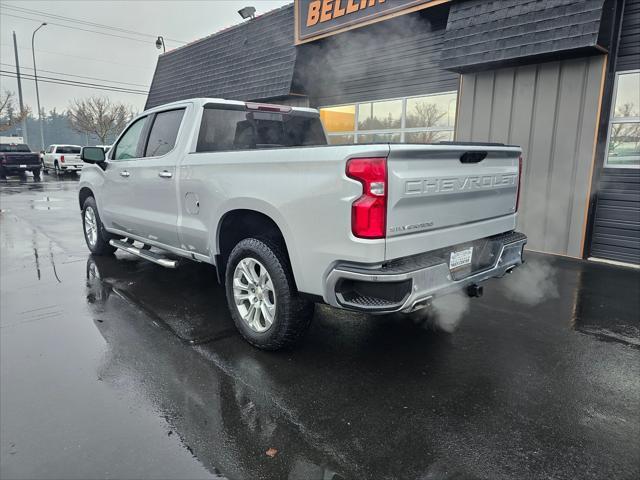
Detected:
[524,62,560,250]
[544,59,587,254]
[489,69,516,142]
[591,168,640,264]
[508,65,537,236]
[455,56,605,257]
[616,0,640,71]
[456,74,476,141]
[470,71,495,141]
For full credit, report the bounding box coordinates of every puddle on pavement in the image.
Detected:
[571,263,640,348]
[86,255,236,344]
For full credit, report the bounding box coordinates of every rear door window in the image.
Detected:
[144,109,185,157]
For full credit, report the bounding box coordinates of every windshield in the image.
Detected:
[0,143,31,153]
[56,146,81,154]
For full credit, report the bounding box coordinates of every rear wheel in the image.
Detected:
[82,197,116,255]
[225,237,314,350]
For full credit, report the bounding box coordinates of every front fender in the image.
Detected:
[78,165,106,211]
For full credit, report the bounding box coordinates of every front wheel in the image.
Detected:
[82,197,116,255]
[225,237,314,350]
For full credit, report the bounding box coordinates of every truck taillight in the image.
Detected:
[346,157,387,239]
[516,155,523,212]
[60,155,65,163]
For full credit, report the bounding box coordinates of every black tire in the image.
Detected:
[81,197,116,255]
[225,237,314,350]
[32,169,42,182]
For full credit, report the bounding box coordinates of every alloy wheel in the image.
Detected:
[232,257,276,332]
[84,206,98,247]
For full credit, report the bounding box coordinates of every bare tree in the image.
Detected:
[608,102,640,154]
[68,96,135,144]
[0,90,30,132]
[406,102,447,130]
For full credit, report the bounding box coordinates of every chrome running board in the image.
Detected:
[109,239,178,268]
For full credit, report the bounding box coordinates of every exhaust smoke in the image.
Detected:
[502,257,559,305]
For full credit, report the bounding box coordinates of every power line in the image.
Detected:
[0,62,150,88]
[0,73,148,96]
[0,70,147,94]
[2,13,157,45]
[0,43,153,70]
[1,3,187,44]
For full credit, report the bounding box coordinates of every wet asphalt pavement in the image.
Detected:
[1,175,639,480]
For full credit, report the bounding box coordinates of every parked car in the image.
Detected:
[78,98,527,350]
[0,137,42,181]
[43,144,83,175]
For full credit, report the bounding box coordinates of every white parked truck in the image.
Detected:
[43,144,84,175]
[78,98,527,350]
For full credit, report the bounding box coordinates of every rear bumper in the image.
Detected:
[60,164,83,171]
[325,231,527,313]
[2,164,40,171]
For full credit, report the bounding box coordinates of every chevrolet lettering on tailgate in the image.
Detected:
[405,173,518,196]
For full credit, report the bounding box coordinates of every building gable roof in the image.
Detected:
[145,4,296,109]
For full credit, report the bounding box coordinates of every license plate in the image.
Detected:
[19,164,27,168]
[449,247,473,269]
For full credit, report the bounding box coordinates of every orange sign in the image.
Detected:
[295,0,451,44]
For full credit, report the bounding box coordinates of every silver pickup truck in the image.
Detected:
[78,98,527,350]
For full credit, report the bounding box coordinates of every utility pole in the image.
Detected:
[32,22,47,151]
[12,31,28,144]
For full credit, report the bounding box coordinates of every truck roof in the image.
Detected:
[142,98,319,116]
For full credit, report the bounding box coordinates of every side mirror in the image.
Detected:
[81,146,106,164]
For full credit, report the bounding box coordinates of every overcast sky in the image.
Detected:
[0,0,290,113]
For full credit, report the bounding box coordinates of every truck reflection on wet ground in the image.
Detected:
[86,255,237,344]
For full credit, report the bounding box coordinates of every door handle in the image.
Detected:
[120,170,130,177]
[158,170,173,179]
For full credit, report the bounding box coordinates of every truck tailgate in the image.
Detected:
[4,153,40,166]
[385,144,521,260]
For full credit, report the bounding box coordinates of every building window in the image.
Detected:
[320,92,457,145]
[605,70,640,168]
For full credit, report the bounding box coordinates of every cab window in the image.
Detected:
[113,117,147,160]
